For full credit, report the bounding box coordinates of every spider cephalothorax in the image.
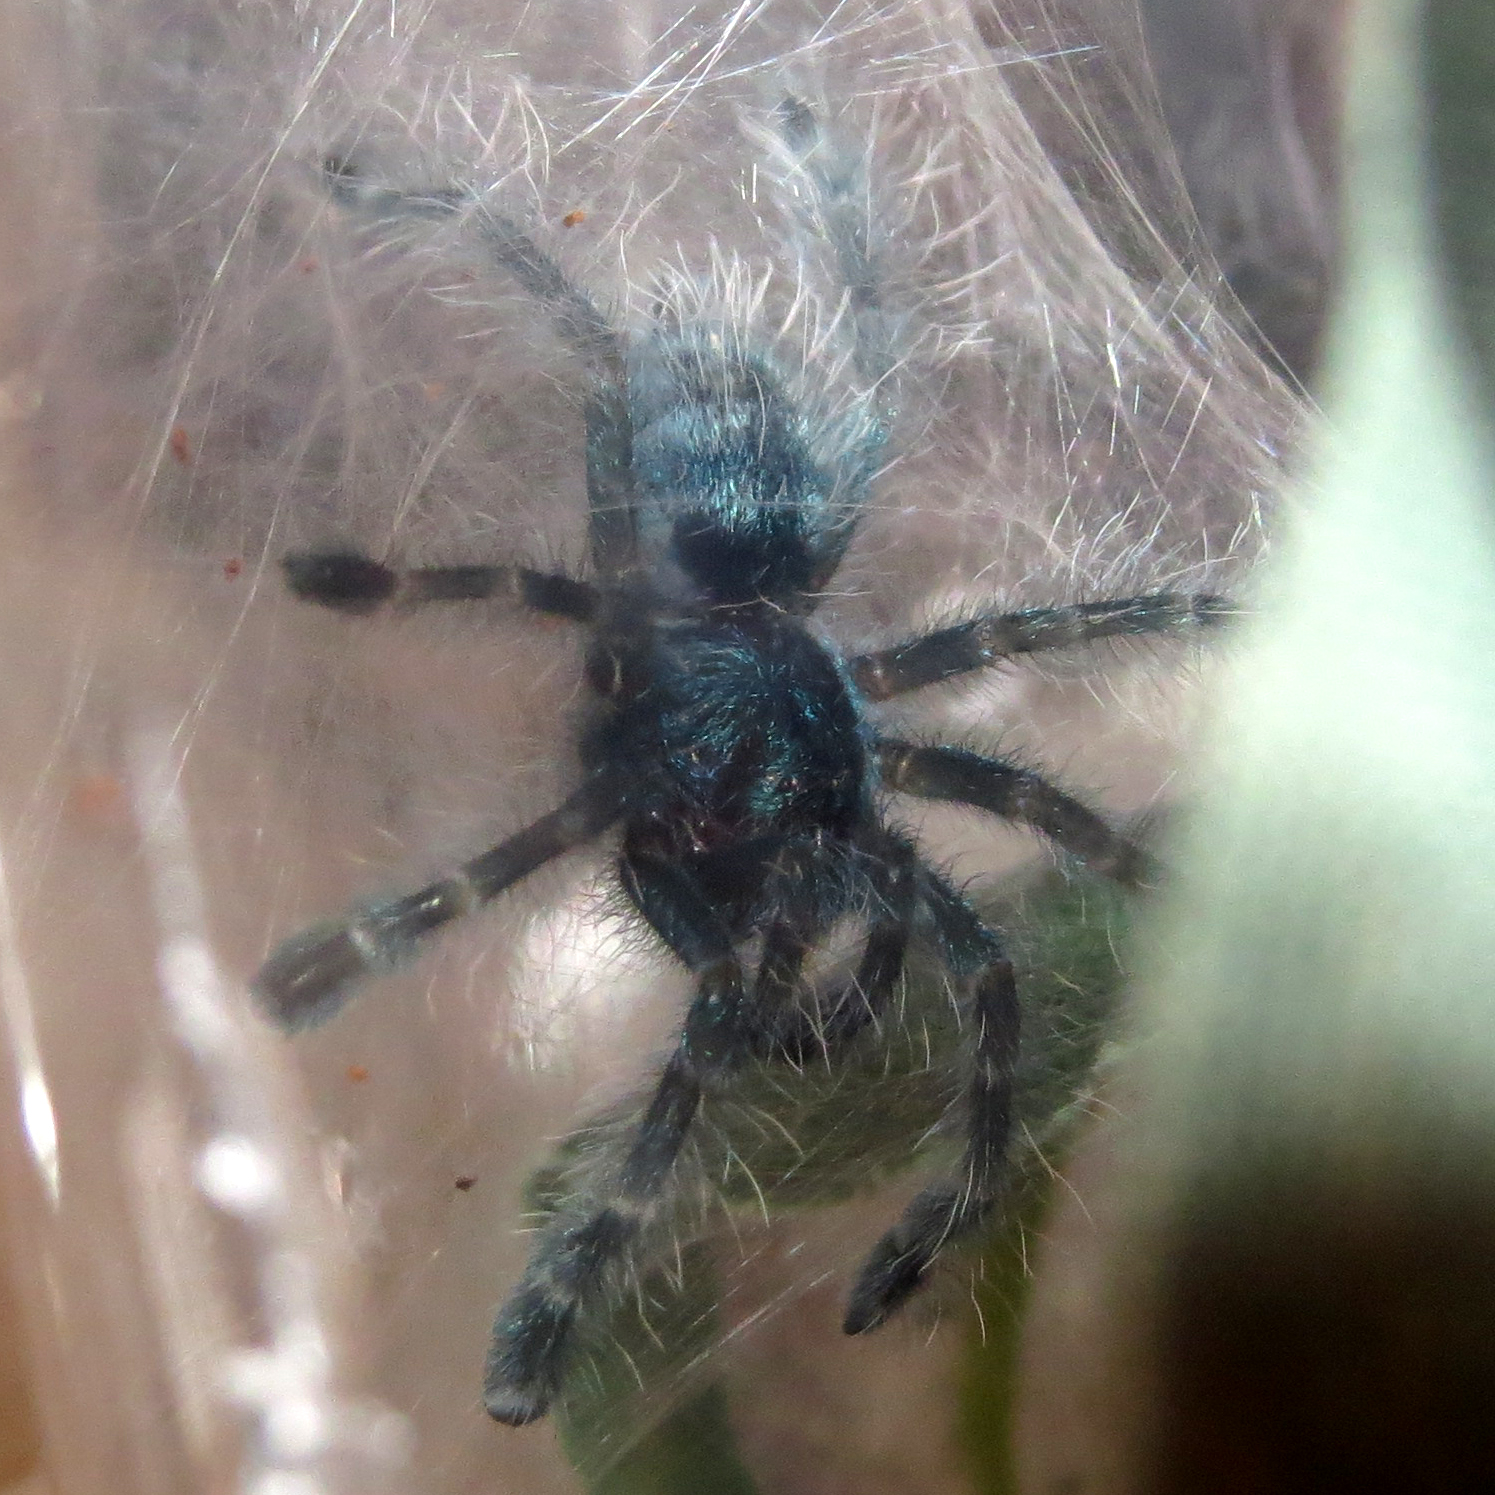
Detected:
[257,104,1226,1425]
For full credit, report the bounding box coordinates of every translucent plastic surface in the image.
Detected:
[0,2,1305,1492]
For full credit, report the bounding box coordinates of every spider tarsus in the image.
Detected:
[283,550,398,613]
[483,1281,568,1425]
[844,1183,993,1335]
[842,1233,928,1335]
[1108,838,1161,889]
[776,94,818,148]
[483,1381,551,1428]
[485,1207,635,1424]
[1194,592,1239,625]
[253,922,368,1031]
[323,153,358,184]
[765,985,879,1064]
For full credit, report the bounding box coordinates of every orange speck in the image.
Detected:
[68,774,127,827]
[561,209,586,228]
[222,557,243,580]
[169,426,192,466]
[346,1064,370,1084]
[423,382,447,402]
[298,255,320,274]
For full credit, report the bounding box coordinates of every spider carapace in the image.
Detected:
[256,105,1228,1426]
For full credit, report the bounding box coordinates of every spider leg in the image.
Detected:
[282,550,596,621]
[484,849,760,1425]
[877,739,1154,887]
[326,161,639,577]
[751,910,816,1053]
[756,912,879,1065]
[763,833,920,1064]
[844,865,1018,1334]
[775,96,896,396]
[326,162,618,369]
[771,97,891,594]
[852,592,1233,701]
[254,777,620,1031]
[843,833,921,1026]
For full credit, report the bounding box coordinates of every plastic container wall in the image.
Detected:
[0,2,1303,1492]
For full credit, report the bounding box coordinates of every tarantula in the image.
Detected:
[255,103,1226,1425]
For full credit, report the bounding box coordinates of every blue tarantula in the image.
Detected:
[256,101,1226,1426]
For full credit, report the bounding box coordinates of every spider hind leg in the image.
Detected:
[844,865,1019,1334]
[484,836,907,1421]
[760,833,919,1064]
[484,849,762,1424]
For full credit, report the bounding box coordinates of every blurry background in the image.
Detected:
[1140,0,1343,383]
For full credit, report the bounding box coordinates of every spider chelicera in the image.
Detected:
[255,103,1227,1425]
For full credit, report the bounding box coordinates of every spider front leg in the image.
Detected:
[484,849,761,1425]
[844,866,1019,1334]
[282,550,596,620]
[326,161,640,578]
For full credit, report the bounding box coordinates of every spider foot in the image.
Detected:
[843,1183,995,1335]
[253,920,371,1031]
[484,1206,636,1425]
[482,1277,570,1426]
